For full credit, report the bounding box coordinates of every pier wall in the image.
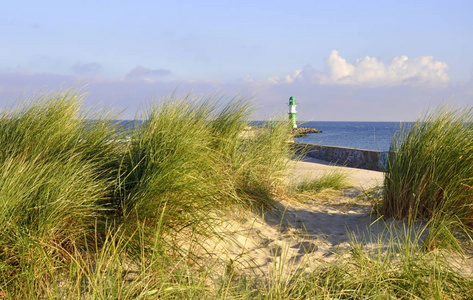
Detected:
[293,143,387,172]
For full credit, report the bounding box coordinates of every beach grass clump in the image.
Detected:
[383,106,473,230]
[209,96,252,155]
[0,90,118,242]
[0,91,119,293]
[219,120,293,210]
[117,95,292,241]
[204,97,293,210]
[295,170,350,194]
[118,96,222,239]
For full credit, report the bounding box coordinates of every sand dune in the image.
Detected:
[193,158,472,279]
[200,159,385,275]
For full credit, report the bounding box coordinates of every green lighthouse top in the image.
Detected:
[289,96,296,105]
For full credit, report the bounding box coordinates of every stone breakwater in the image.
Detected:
[293,143,387,172]
[292,127,322,137]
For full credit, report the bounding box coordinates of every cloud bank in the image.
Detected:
[0,51,470,121]
[268,50,450,88]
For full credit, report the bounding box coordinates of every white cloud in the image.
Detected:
[268,50,450,88]
[324,50,355,81]
[284,70,303,83]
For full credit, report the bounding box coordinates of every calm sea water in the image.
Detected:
[294,121,413,151]
[115,120,411,152]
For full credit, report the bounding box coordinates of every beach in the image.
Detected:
[3,93,473,298]
[197,158,473,279]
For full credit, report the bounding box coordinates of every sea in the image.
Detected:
[115,120,412,152]
[293,121,414,152]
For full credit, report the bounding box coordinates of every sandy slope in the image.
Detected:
[199,158,472,278]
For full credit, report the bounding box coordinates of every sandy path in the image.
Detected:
[202,159,388,275]
[201,158,472,278]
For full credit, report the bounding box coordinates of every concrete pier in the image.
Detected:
[293,143,387,172]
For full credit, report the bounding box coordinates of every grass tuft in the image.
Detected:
[383,106,473,236]
[295,170,350,194]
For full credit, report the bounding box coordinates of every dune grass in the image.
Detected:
[282,239,473,299]
[383,106,473,250]
[223,120,292,209]
[0,91,120,297]
[294,170,350,194]
[0,90,296,297]
[0,92,472,298]
[117,95,292,239]
[118,96,221,236]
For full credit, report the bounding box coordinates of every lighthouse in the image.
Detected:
[288,96,297,128]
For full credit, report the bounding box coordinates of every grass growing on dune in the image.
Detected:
[206,97,293,209]
[0,91,471,299]
[295,170,350,194]
[272,237,473,299]
[0,91,118,242]
[0,91,119,296]
[383,106,473,245]
[0,90,294,296]
[118,95,292,241]
[119,96,219,228]
[223,120,292,209]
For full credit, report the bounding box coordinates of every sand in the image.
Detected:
[288,156,384,190]
[196,158,472,279]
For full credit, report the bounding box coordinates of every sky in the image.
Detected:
[1,0,473,121]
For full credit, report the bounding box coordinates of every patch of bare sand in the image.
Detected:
[199,158,473,279]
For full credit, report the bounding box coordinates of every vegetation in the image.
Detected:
[0,91,471,298]
[0,90,295,297]
[294,170,350,194]
[383,106,473,250]
[272,235,473,299]
[0,91,119,297]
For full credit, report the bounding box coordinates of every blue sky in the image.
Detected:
[1,0,472,121]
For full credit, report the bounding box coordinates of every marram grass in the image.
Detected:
[294,169,350,194]
[0,90,120,297]
[0,90,296,296]
[118,95,292,239]
[0,91,471,299]
[383,106,473,230]
[0,91,117,243]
